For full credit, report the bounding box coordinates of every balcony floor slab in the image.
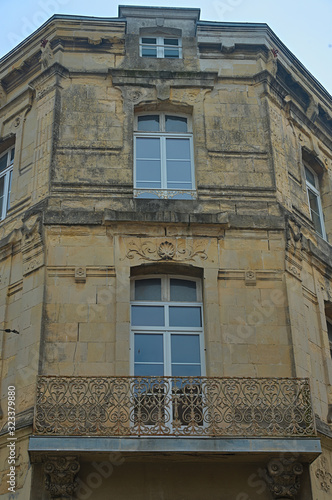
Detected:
[29,436,321,464]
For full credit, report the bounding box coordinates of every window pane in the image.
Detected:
[166,138,191,159]
[135,279,162,301]
[305,166,315,186]
[164,49,180,58]
[169,306,202,327]
[142,38,157,44]
[135,334,163,363]
[135,364,164,376]
[10,148,15,162]
[0,153,8,173]
[165,116,187,133]
[137,116,160,132]
[170,279,197,302]
[0,176,4,217]
[171,335,200,363]
[136,161,161,185]
[167,161,192,185]
[132,305,164,326]
[164,38,179,46]
[142,47,157,57]
[172,364,201,376]
[308,189,323,235]
[136,137,160,158]
[7,170,12,211]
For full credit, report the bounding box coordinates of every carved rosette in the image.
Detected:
[263,458,303,499]
[44,456,80,499]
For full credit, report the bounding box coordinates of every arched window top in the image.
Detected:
[131,275,202,302]
[134,113,191,133]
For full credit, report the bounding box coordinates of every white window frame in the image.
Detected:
[139,36,182,59]
[304,163,326,239]
[0,146,14,221]
[130,275,205,377]
[133,113,196,199]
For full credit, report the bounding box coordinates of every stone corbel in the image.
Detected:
[0,82,6,108]
[307,97,319,123]
[262,458,304,499]
[44,456,80,499]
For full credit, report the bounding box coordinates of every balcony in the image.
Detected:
[34,376,316,438]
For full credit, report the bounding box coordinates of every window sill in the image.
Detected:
[134,189,197,200]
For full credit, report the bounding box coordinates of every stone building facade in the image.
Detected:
[0,5,331,499]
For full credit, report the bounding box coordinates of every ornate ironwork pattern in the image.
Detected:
[34,376,316,437]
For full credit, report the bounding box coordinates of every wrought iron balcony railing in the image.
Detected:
[34,376,316,437]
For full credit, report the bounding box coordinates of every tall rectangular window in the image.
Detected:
[304,164,326,239]
[134,113,195,199]
[0,146,14,220]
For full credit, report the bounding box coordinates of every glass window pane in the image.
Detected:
[164,39,179,46]
[7,170,12,211]
[170,279,197,302]
[165,116,187,133]
[172,364,201,376]
[135,334,163,362]
[142,38,157,44]
[132,305,165,326]
[135,364,164,376]
[166,138,191,159]
[0,176,4,217]
[169,306,202,327]
[164,49,180,58]
[308,189,320,213]
[312,211,323,236]
[171,334,200,363]
[305,166,315,186]
[0,153,8,173]
[136,137,160,158]
[10,149,15,162]
[137,116,160,132]
[135,279,162,301]
[142,47,157,57]
[167,161,192,184]
[136,160,161,184]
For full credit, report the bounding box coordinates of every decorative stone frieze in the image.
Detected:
[123,240,208,262]
[263,458,303,499]
[44,456,80,499]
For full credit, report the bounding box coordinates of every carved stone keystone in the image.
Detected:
[263,458,303,499]
[44,456,80,499]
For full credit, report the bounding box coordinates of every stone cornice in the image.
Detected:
[109,69,217,88]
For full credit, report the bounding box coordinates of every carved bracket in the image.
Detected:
[263,458,303,499]
[44,456,80,499]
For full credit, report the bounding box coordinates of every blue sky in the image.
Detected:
[0,0,331,94]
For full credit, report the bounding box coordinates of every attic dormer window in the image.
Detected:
[140,36,182,58]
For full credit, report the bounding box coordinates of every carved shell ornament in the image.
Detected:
[157,241,175,260]
[122,240,208,262]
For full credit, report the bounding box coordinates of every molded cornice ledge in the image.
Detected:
[109,69,217,88]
